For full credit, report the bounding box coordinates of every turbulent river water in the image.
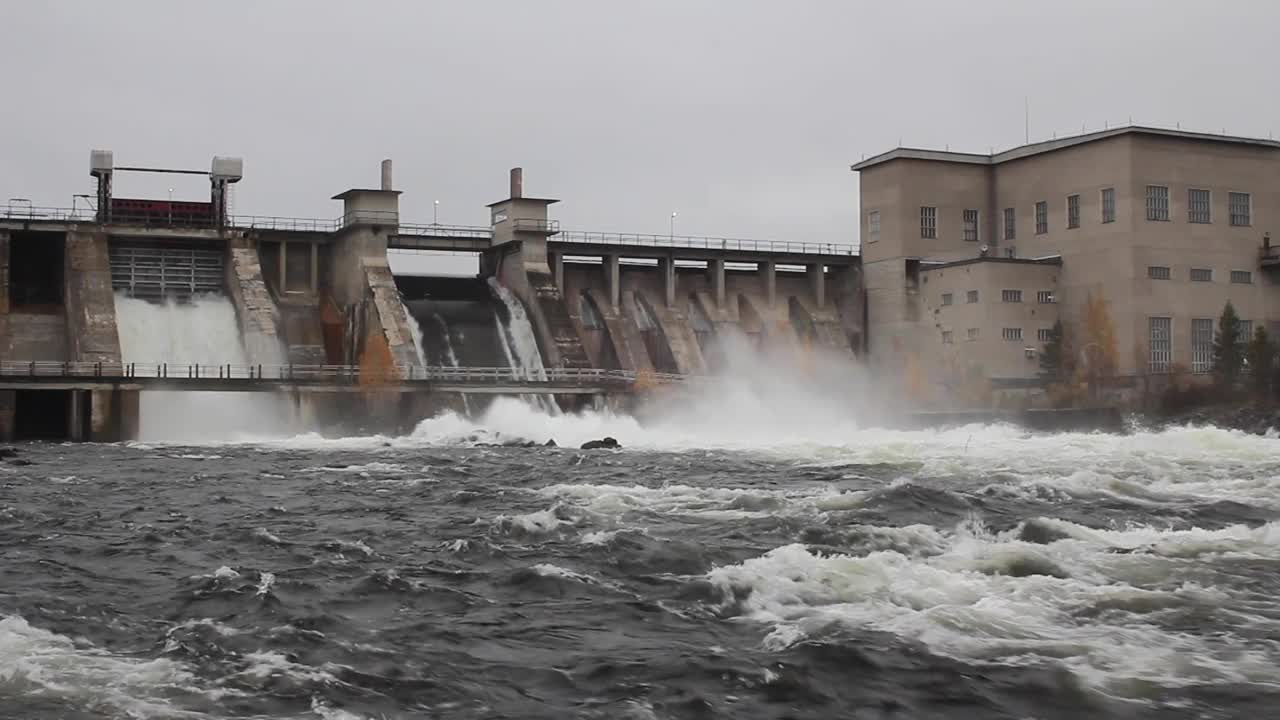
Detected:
[3,397,1280,719]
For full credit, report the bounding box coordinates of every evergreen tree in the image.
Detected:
[1212,301,1244,389]
[1039,319,1066,383]
[1246,326,1275,400]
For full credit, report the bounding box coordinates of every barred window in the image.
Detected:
[1035,201,1048,234]
[1188,189,1211,223]
[1147,266,1171,280]
[966,290,979,304]
[1101,187,1116,223]
[967,328,979,341]
[942,330,954,344]
[1003,207,1016,240]
[1191,318,1214,372]
[1067,194,1080,229]
[1002,289,1023,303]
[1146,185,1170,221]
[1037,290,1055,304]
[1229,192,1251,226]
[1002,327,1023,341]
[1239,320,1253,345]
[1037,328,1054,343]
[1149,317,1171,372]
[920,206,937,239]
[1231,270,1253,284]
[867,210,881,243]
[941,292,954,306]
[1190,268,1213,282]
[963,209,979,242]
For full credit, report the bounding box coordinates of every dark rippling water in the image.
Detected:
[3,423,1280,719]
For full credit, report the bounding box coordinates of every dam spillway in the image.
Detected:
[0,152,864,442]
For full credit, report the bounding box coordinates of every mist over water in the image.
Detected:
[115,294,294,442]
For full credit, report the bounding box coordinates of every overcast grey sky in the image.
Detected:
[3,0,1278,250]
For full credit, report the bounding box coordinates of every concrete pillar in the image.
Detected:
[709,258,726,310]
[551,252,564,292]
[0,390,13,442]
[310,242,319,293]
[759,260,776,308]
[0,230,9,314]
[809,262,826,308]
[117,390,140,442]
[89,390,113,441]
[605,254,621,310]
[659,257,676,308]
[67,390,85,442]
[278,240,287,292]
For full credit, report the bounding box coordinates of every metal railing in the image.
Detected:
[396,223,493,239]
[228,215,339,232]
[1,205,95,222]
[0,361,686,386]
[513,218,560,233]
[554,230,855,256]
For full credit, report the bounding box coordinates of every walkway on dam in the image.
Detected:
[0,362,683,395]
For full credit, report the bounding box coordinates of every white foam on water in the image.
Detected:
[491,506,572,535]
[488,278,559,415]
[115,293,294,442]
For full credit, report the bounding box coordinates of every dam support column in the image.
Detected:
[551,251,564,293]
[227,239,286,364]
[67,390,85,442]
[709,259,726,310]
[808,262,826,308]
[0,391,13,442]
[605,255,621,310]
[759,260,776,308]
[64,230,129,442]
[658,257,676,308]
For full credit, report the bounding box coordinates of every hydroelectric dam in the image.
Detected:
[0,152,864,441]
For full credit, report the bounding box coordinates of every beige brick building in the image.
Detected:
[851,126,1279,400]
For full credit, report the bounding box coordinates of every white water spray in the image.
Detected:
[115,294,293,442]
[488,278,559,414]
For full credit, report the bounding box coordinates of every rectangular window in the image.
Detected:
[1190,268,1213,282]
[1147,266,1171,280]
[866,210,880,243]
[1146,185,1170,221]
[1188,189,1211,223]
[920,206,937,239]
[1101,187,1116,223]
[1229,192,1251,226]
[1035,201,1048,234]
[1149,317,1172,372]
[942,330,954,344]
[1037,290,1055,304]
[1002,289,1023,303]
[941,292,953,306]
[967,328,979,341]
[1231,270,1253,284]
[966,290,979,304]
[1037,328,1054,343]
[1191,318,1214,372]
[1239,320,1253,345]
[1003,207,1016,240]
[1002,327,1023,341]
[963,209,979,242]
[1067,194,1080,229]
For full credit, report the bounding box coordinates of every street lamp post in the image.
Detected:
[434,200,439,226]
[670,211,677,242]
[168,188,174,225]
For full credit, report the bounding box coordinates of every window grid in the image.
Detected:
[1231,270,1253,284]
[963,209,979,242]
[941,292,953,306]
[1037,290,1055,304]
[920,206,937,239]
[1149,317,1171,372]
[1239,320,1254,345]
[1191,318,1214,373]
[1146,185,1170,221]
[1002,327,1023,342]
[1190,268,1213,282]
[1037,328,1054,343]
[867,210,880,243]
[967,328,979,341]
[1035,201,1048,235]
[966,290,979,304]
[1188,189,1211,224]
[1229,192,1251,226]
[942,330,954,344]
[1003,207,1016,240]
[1002,289,1023,303]
[1147,266,1171,280]
[1067,194,1080,229]
[1101,188,1116,223]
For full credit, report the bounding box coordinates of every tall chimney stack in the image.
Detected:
[380,159,393,191]
[510,167,523,199]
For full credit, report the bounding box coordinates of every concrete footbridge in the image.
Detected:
[0,361,684,395]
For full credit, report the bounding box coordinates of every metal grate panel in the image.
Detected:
[109,244,224,301]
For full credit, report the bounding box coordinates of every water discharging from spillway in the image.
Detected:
[115,294,293,441]
[400,277,559,415]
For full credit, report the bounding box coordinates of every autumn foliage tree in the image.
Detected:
[1077,292,1119,398]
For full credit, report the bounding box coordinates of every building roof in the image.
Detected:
[850,125,1280,172]
[332,188,402,200]
[918,254,1063,270]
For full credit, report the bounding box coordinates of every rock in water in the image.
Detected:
[0,448,18,460]
[544,439,558,448]
[580,437,621,450]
